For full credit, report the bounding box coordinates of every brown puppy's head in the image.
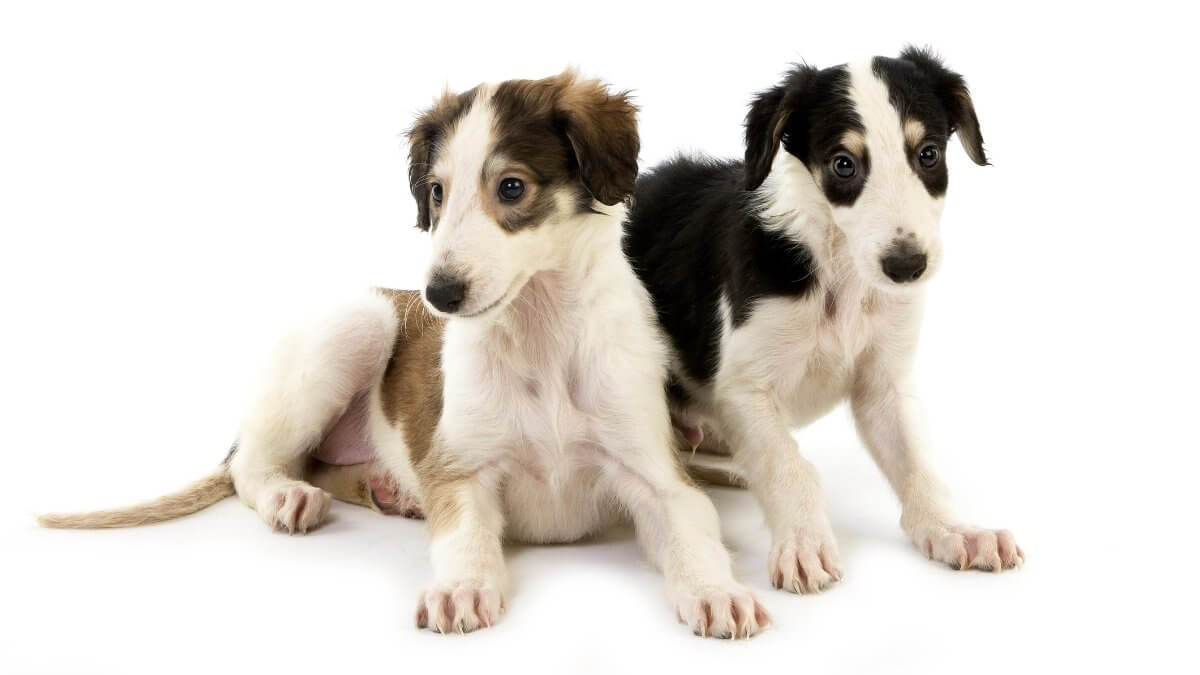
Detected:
[406,72,639,319]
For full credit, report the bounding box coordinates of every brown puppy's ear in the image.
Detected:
[744,65,816,190]
[406,110,439,231]
[899,46,988,166]
[553,73,640,205]
[406,88,478,231]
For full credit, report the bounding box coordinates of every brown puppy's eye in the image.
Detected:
[831,154,857,179]
[498,177,525,202]
[431,183,443,204]
[918,144,940,169]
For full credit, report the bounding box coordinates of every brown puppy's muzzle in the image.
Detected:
[424,272,469,314]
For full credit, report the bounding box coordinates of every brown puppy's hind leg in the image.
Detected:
[228,290,401,534]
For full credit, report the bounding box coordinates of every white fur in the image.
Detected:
[421,207,763,634]
[230,88,768,638]
[415,91,762,636]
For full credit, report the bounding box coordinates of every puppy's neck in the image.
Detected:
[479,203,630,353]
[753,153,890,314]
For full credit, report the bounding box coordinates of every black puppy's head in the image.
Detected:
[745,47,987,290]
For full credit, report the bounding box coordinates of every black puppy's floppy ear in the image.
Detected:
[554,73,640,205]
[899,46,988,166]
[744,65,816,190]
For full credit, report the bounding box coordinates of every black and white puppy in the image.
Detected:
[624,48,1023,594]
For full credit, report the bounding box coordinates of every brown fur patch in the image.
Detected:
[903,118,927,148]
[306,460,377,510]
[491,72,639,218]
[840,130,867,156]
[378,289,445,470]
[477,157,556,233]
[409,73,639,235]
[422,477,469,535]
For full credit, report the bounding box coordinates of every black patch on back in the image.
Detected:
[624,157,818,386]
[729,221,818,325]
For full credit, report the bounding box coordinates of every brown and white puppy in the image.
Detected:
[39,72,768,639]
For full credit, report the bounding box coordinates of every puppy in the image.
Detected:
[624,48,1023,594]
[39,72,768,638]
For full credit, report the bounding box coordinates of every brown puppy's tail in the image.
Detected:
[37,465,234,529]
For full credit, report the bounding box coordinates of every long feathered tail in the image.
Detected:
[37,464,235,529]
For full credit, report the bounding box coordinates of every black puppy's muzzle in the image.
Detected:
[425,273,469,314]
[881,241,928,283]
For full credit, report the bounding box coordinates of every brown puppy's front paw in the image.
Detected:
[415,582,504,634]
[912,523,1024,571]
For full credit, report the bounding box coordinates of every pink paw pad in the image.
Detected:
[368,474,424,519]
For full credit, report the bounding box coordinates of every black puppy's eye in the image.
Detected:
[498,177,525,202]
[918,144,940,169]
[831,154,857,179]
[431,182,443,204]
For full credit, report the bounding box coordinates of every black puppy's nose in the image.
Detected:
[425,274,468,313]
[881,251,928,283]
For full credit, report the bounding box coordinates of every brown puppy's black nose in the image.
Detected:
[425,275,468,313]
[881,252,928,283]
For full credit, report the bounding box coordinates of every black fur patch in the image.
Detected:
[871,55,954,196]
[745,64,869,206]
[872,47,988,199]
[624,157,818,384]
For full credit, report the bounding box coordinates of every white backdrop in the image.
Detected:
[2,2,1197,673]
